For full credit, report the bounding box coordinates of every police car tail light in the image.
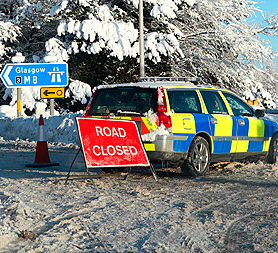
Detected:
[83,88,97,116]
[158,112,172,129]
[157,87,172,129]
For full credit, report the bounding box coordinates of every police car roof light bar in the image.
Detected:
[138,77,201,84]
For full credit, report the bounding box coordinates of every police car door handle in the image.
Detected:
[238,119,245,126]
[211,118,218,124]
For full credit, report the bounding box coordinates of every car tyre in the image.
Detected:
[182,136,210,176]
[266,133,278,164]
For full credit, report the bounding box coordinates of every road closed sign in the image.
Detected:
[76,117,150,168]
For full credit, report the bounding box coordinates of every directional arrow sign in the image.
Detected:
[0,63,68,88]
[40,87,65,99]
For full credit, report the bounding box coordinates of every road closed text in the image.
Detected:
[92,145,138,156]
[95,126,126,137]
[92,125,138,156]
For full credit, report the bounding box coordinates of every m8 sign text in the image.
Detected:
[76,117,150,168]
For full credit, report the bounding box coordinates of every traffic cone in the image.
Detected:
[26,115,59,167]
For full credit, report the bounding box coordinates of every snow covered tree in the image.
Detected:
[171,0,278,108]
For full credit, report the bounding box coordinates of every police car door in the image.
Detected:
[200,90,235,158]
[167,89,212,153]
[222,92,266,157]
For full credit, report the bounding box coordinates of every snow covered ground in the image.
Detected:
[1,114,278,252]
[1,143,278,252]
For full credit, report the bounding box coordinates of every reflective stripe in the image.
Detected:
[231,140,237,152]
[219,91,233,115]
[263,137,272,152]
[196,90,208,114]
[213,136,269,141]
[141,116,158,133]
[171,114,196,134]
[144,143,155,151]
[94,116,158,135]
[213,115,233,137]
[37,125,46,141]
[237,140,249,152]
[248,118,264,137]
[210,135,214,153]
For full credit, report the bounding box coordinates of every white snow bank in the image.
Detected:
[0,113,81,145]
[0,105,17,118]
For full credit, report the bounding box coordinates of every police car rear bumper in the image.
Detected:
[144,135,189,162]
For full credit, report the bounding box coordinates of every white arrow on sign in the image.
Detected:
[3,66,13,86]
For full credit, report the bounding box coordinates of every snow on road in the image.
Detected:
[1,141,278,252]
[1,115,278,251]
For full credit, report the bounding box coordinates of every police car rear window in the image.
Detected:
[167,90,202,113]
[88,87,158,116]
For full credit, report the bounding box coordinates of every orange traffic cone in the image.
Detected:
[26,115,59,167]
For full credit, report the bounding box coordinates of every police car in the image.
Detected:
[84,77,278,176]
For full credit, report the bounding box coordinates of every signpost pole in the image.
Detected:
[17,88,21,117]
[50,99,54,116]
[139,0,145,78]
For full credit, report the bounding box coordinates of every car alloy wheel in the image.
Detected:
[183,136,210,176]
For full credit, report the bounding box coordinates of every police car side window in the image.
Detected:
[223,93,254,117]
[200,91,228,114]
[167,91,202,113]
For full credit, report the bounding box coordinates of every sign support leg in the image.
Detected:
[123,165,158,182]
[150,163,159,182]
[123,167,132,180]
[17,88,21,117]
[65,147,81,184]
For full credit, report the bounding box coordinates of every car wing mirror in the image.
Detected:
[255,109,265,118]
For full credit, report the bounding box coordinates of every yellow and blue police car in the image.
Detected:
[84,77,278,176]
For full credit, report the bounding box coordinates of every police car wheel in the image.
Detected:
[183,137,210,176]
[267,133,278,164]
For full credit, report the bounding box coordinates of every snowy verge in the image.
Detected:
[0,113,81,145]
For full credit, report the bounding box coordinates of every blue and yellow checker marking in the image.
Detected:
[170,113,275,155]
[144,87,278,155]
[166,88,278,155]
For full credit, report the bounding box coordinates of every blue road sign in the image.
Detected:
[0,63,68,88]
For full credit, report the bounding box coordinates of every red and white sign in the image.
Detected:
[76,117,150,168]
